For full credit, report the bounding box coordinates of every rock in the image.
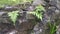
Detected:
[56,24,60,34]
[30,22,46,34]
[0,23,17,34]
[57,0,60,10]
[32,0,46,6]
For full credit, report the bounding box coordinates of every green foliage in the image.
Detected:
[28,5,45,20]
[21,0,32,3]
[36,5,45,11]
[0,0,19,5]
[48,23,57,34]
[8,11,19,25]
[0,0,32,6]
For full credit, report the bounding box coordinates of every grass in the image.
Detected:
[48,23,57,34]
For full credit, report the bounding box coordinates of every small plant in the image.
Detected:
[48,23,57,34]
[8,11,19,25]
[28,5,45,20]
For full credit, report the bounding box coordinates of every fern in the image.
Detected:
[28,5,45,20]
[8,11,19,25]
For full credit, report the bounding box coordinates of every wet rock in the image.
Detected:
[32,0,46,6]
[57,0,60,10]
[0,12,6,16]
[30,22,47,34]
[0,23,17,34]
[49,0,57,6]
